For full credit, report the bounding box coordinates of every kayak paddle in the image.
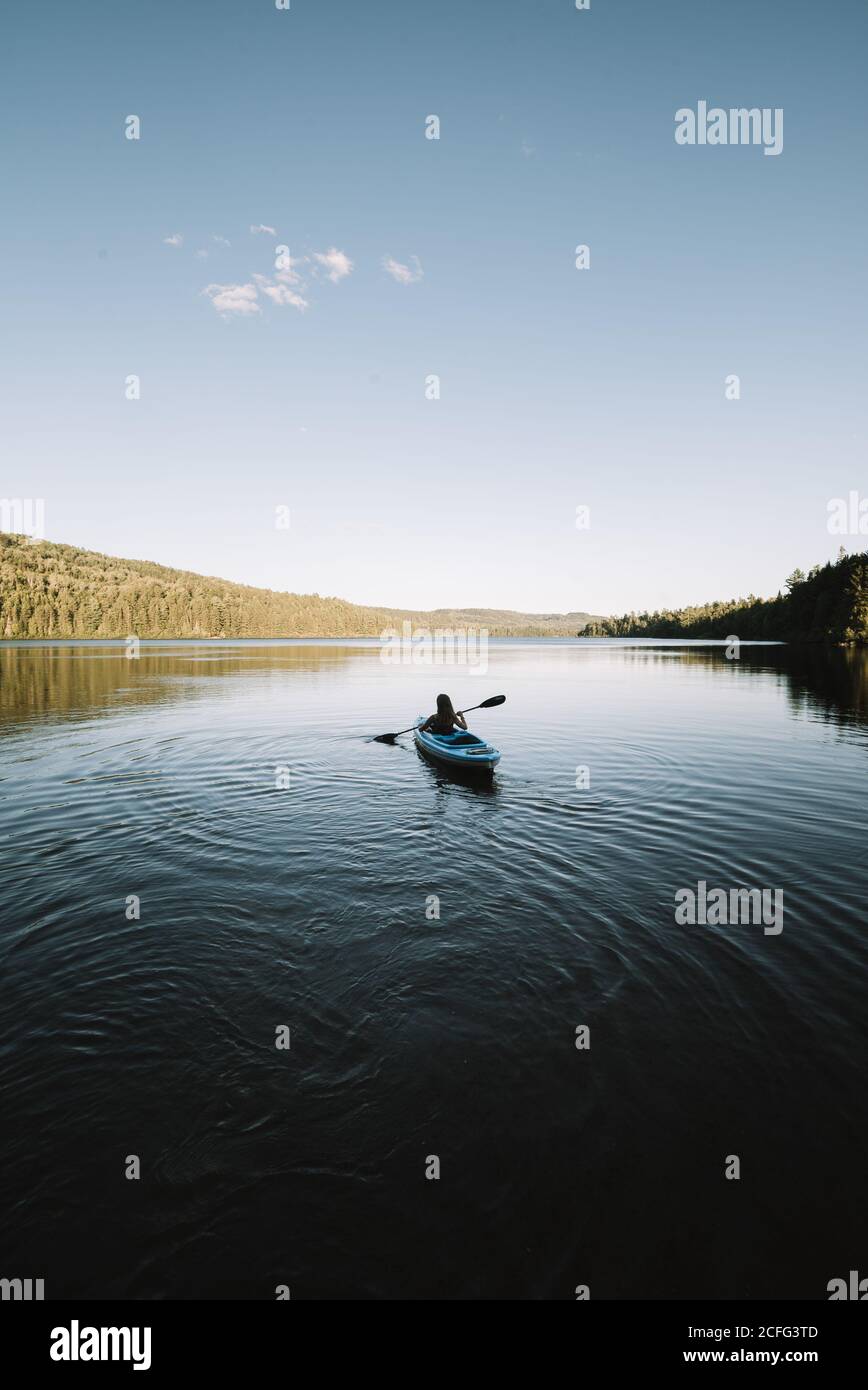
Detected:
[373,694,506,743]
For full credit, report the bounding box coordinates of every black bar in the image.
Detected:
[3,1299,864,1376]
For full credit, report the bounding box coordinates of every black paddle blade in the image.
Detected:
[479,695,506,708]
[372,732,398,743]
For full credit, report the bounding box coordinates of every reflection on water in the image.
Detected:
[0,640,866,1300]
[736,642,868,725]
[3,639,867,730]
[0,641,375,725]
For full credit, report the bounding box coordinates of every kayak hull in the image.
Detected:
[413,718,500,772]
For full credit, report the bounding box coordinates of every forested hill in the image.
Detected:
[584,551,868,643]
[0,535,598,639]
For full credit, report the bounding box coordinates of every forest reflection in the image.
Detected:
[0,641,866,731]
[0,643,375,725]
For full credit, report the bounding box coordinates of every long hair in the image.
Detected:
[435,693,457,727]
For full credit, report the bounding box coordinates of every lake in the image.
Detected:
[1,639,866,1299]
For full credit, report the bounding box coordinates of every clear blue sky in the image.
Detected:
[3,0,866,615]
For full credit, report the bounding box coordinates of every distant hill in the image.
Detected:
[0,535,600,639]
[584,551,868,644]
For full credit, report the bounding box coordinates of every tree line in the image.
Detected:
[0,535,594,639]
[584,550,868,643]
[5,534,862,643]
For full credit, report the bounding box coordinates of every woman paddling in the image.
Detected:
[420,693,467,736]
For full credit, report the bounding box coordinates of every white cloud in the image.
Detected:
[275,255,305,285]
[163,233,184,247]
[195,249,209,259]
[520,138,536,158]
[313,247,353,283]
[253,273,308,311]
[263,284,309,311]
[212,235,231,246]
[383,255,423,285]
[202,282,260,316]
[250,223,277,236]
[201,245,348,319]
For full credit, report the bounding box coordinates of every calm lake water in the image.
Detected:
[1,640,866,1300]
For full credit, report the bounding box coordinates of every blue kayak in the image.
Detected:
[413,718,501,772]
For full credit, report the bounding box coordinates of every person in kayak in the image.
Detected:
[420,693,467,736]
